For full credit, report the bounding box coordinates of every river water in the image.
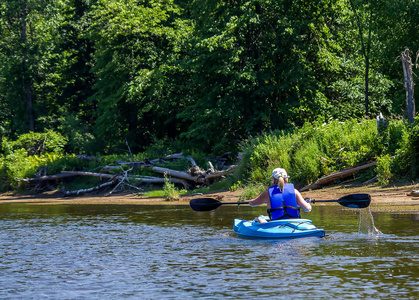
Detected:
[0,202,418,299]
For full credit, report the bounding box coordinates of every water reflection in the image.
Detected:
[0,203,418,299]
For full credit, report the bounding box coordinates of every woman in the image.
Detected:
[249,168,311,222]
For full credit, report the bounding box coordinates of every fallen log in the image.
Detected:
[17,152,237,195]
[152,166,203,183]
[204,168,236,181]
[61,171,116,179]
[300,161,377,192]
[114,160,154,168]
[163,153,184,160]
[407,190,419,197]
[100,166,123,173]
[362,176,378,185]
[17,173,76,183]
[114,153,201,169]
[64,170,190,189]
[114,152,184,167]
[207,161,215,173]
[131,176,190,189]
[63,180,116,196]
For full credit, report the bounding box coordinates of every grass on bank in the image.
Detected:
[236,117,418,199]
[0,117,418,200]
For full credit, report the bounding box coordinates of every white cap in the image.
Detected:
[271,168,289,179]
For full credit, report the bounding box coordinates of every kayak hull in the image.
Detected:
[233,218,325,239]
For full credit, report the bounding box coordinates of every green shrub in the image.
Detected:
[239,183,265,201]
[376,154,392,185]
[7,131,67,156]
[57,112,96,153]
[387,119,410,155]
[412,120,419,178]
[163,174,180,201]
[292,140,322,186]
[391,117,419,179]
[239,118,381,190]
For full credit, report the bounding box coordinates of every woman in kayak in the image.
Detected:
[248,168,311,223]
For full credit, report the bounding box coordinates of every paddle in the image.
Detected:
[311,193,371,208]
[189,198,250,211]
[189,193,371,211]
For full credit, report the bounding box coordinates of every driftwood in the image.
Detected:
[19,164,234,186]
[17,152,238,196]
[100,166,122,173]
[62,167,146,196]
[207,161,215,173]
[152,166,203,183]
[114,152,185,168]
[362,176,377,185]
[18,173,76,183]
[63,181,116,196]
[61,170,116,179]
[151,165,235,184]
[62,170,190,190]
[407,190,419,197]
[204,166,236,180]
[300,161,377,192]
[132,176,189,189]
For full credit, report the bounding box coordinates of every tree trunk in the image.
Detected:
[349,0,371,117]
[365,55,370,116]
[364,24,371,117]
[21,6,35,132]
[401,48,416,124]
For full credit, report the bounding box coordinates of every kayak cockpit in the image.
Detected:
[233,218,325,239]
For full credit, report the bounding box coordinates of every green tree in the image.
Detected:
[349,0,373,116]
[179,0,380,152]
[86,0,193,153]
[371,0,419,116]
[53,0,98,153]
[0,0,68,135]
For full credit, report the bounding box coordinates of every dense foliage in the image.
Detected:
[0,0,418,192]
[237,118,418,195]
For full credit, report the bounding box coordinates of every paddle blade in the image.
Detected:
[189,198,223,211]
[337,193,371,208]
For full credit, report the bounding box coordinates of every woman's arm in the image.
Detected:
[248,190,270,207]
[295,189,312,212]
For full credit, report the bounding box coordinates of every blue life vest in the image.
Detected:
[267,183,300,220]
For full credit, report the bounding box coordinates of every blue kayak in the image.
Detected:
[233,218,325,239]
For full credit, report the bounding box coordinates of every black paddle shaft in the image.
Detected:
[189,198,249,211]
[312,193,371,208]
[189,193,371,211]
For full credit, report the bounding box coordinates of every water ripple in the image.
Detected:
[0,204,417,299]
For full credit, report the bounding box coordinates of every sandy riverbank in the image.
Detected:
[1,182,418,210]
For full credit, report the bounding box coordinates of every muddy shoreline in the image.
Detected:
[1,182,418,211]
